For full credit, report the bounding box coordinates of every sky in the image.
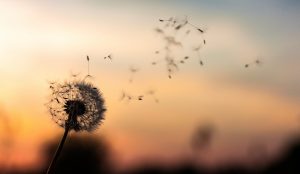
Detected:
[0,0,300,171]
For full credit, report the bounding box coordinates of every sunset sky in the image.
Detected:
[1,0,300,171]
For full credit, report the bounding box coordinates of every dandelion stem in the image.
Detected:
[88,60,90,76]
[46,125,70,174]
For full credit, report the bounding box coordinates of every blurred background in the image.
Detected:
[1,0,300,173]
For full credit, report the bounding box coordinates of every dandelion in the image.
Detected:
[46,79,106,174]
[47,80,105,131]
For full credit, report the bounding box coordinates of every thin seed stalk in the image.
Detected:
[46,125,70,174]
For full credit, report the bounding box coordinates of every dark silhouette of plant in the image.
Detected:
[45,79,106,174]
[41,134,112,174]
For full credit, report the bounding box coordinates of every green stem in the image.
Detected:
[46,125,70,174]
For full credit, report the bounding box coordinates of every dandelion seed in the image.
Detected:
[146,90,155,95]
[180,60,185,64]
[175,17,188,30]
[48,81,56,85]
[146,89,159,103]
[184,56,189,60]
[200,60,204,66]
[154,28,164,34]
[120,90,145,102]
[164,36,182,46]
[129,66,138,73]
[159,18,172,22]
[120,91,136,102]
[120,91,126,101]
[86,55,91,76]
[138,96,143,100]
[84,74,93,80]
[193,45,202,51]
[183,18,205,33]
[197,28,204,33]
[129,66,139,82]
[255,58,262,65]
[69,70,82,79]
[172,20,177,27]
[127,96,132,100]
[71,72,80,78]
[245,57,262,68]
[104,54,112,60]
[175,24,182,30]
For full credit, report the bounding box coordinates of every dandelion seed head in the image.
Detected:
[46,80,106,132]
